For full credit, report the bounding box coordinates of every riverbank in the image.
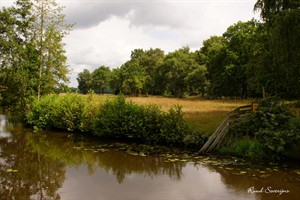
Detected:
[24,93,300,162]
[25,93,207,149]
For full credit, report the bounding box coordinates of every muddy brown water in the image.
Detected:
[0,115,299,200]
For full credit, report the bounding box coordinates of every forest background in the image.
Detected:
[1,0,299,111]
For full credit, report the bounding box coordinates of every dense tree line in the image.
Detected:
[1,0,299,113]
[78,0,299,99]
[0,0,71,110]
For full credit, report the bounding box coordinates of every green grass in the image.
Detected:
[183,111,228,135]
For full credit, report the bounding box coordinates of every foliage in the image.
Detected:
[228,99,300,160]
[33,0,72,99]
[79,92,102,132]
[50,94,85,131]
[26,95,195,146]
[119,60,148,96]
[0,0,70,110]
[92,66,111,94]
[161,47,204,97]
[131,48,165,95]
[201,20,260,98]
[77,69,93,94]
[26,93,103,132]
[254,0,300,99]
[26,95,56,130]
[184,65,208,97]
[26,94,85,131]
[183,130,208,150]
[219,138,268,161]
[0,0,37,110]
[77,67,112,94]
[92,96,191,145]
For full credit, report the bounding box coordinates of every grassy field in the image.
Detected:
[126,96,252,135]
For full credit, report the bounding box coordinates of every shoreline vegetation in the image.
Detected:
[24,93,300,162]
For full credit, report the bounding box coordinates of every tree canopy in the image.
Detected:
[0,0,71,110]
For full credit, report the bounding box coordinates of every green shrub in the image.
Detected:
[159,105,190,144]
[232,99,291,138]
[92,96,191,145]
[183,130,208,149]
[223,138,268,161]
[26,95,56,130]
[27,94,198,146]
[92,96,145,140]
[79,93,102,132]
[51,94,85,131]
[229,98,300,160]
[26,93,86,131]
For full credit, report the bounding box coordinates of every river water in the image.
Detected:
[0,114,299,200]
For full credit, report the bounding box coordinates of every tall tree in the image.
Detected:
[223,20,260,98]
[254,0,299,22]
[184,65,208,97]
[109,68,123,95]
[0,0,71,109]
[0,0,38,109]
[201,36,229,97]
[135,48,165,95]
[120,60,148,96]
[32,0,72,100]
[201,21,261,98]
[77,69,92,94]
[161,47,201,97]
[254,0,300,99]
[92,66,111,94]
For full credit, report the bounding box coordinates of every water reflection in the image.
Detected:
[26,132,185,184]
[0,115,12,139]
[0,115,299,200]
[0,126,65,199]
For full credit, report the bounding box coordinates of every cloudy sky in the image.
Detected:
[1,0,259,87]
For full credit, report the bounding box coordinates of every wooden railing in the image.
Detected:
[198,104,254,155]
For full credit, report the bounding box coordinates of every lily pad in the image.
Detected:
[138,152,147,157]
[6,169,17,173]
[127,151,139,156]
[259,174,270,178]
[168,158,179,162]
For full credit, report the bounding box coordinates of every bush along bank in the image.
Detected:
[25,93,207,148]
[218,99,300,162]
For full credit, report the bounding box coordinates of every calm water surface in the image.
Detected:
[0,115,299,200]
